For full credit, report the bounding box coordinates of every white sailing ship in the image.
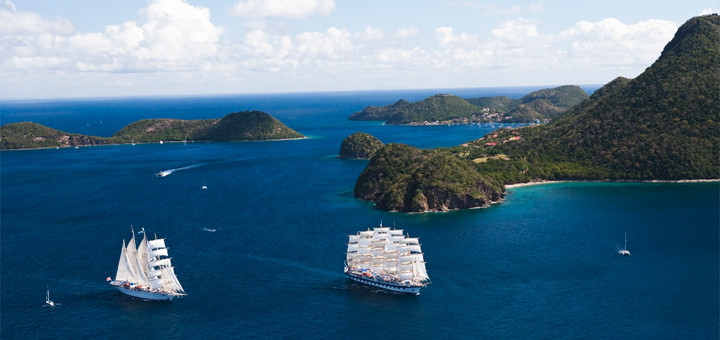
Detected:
[344,223,431,295]
[109,228,186,301]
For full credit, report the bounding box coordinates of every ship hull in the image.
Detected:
[112,285,181,301]
[345,272,423,295]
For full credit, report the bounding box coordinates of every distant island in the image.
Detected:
[338,132,384,159]
[348,85,589,125]
[0,110,304,150]
[354,14,720,212]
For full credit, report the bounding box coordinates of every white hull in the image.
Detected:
[113,284,183,301]
[346,272,424,295]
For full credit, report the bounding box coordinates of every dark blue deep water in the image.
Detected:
[1,88,718,339]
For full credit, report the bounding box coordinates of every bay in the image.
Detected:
[1,88,717,339]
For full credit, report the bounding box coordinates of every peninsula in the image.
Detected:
[349,85,589,125]
[0,110,304,150]
[354,14,720,212]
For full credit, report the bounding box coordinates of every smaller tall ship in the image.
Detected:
[345,223,431,295]
[108,228,186,301]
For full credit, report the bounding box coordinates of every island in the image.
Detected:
[338,132,384,159]
[0,110,304,150]
[354,14,720,212]
[348,85,589,125]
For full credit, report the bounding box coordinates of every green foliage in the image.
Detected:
[348,99,411,121]
[354,15,720,212]
[2,111,304,150]
[196,111,303,141]
[0,122,109,150]
[384,94,484,124]
[111,119,215,143]
[351,86,589,124]
[339,132,384,159]
[355,144,503,212]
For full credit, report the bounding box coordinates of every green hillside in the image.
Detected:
[0,122,109,149]
[1,111,304,150]
[355,14,720,212]
[350,85,588,124]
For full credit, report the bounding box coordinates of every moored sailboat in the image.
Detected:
[108,228,186,301]
[618,231,631,256]
[344,222,430,295]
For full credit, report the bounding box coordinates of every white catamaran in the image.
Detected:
[344,223,431,295]
[109,228,186,301]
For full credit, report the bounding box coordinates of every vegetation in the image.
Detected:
[349,85,589,124]
[339,132,384,159]
[0,122,109,149]
[355,144,503,212]
[1,111,304,150]
[355,14,720,212]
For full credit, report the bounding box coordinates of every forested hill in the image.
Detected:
[349,85,588,124]
[499,14,720,180]
[1,111,304,150]
[354,14,720,212]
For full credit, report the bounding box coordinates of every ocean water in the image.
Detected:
[1,88,718,339]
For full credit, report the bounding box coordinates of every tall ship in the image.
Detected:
[344,223,430,295]
[108,228,186,301]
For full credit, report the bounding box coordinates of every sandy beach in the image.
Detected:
[504,179,719,189]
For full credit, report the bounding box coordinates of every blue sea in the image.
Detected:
[1,87,718,339]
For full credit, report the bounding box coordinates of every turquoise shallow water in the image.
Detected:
[1,90,718,339]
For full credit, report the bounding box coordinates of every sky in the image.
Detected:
[0,0,717,99]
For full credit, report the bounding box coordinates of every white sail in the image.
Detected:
[147,238,166,250]
[115,240,136,282]
[402,238,419,245]
[126,234,139,276]
[388,229,404,236]
[397,272,414,281]
[412,254,429,281]
[358,238,372,246]
[150,258,172,269]
[348,235,360,243]
[358,230,374,237]
[134,233,151,285]
[399,245,422,253]
[149,247,169,258]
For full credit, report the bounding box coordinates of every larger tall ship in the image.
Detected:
[109,228,186,301]
[344,223,430,295]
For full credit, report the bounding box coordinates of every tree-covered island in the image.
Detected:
[354,14,720,212]
[0,111,304,150]
[349,85,589,125]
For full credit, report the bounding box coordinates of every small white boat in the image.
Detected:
[201,179,207,190]
[156,170,171,177]
[618,231,631,256]
[44,286,55,307]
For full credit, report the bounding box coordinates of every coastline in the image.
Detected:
[504,179,720,189]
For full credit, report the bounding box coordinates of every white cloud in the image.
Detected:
[0,2,74,36]
[230,0,335,19]
[435,26,478,46]
[358,25,384,41]
[558,18,677,67]
[394,26,420,39]
[491,18,541,45]
[1,0,224,73]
